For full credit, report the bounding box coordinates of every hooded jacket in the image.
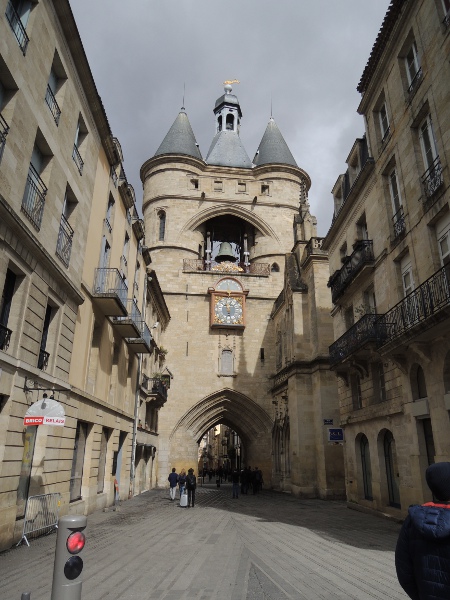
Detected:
[395,502,450,600]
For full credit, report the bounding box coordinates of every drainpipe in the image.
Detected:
[129,264,148,498]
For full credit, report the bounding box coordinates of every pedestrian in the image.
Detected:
[178,468,187,497]
[186,468,197,507]
[232,468,240,499]
[168,467,178,501]
[395,461,450,600]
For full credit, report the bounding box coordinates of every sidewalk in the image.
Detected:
[0,483,408,600]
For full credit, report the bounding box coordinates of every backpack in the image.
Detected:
[187,474,196,489]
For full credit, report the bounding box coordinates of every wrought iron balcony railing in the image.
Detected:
[328,240,375,303]
[104,217,112,234]
[183,259,270,276]
[38,349,50,370]
[377,263,450,347]
[381,125,391,145]
[22,164,47,230]
[56,214,74,267]
[45,85,61,125]
[5,1,29,54]
[72,144,84,175]
[0,323,12,351]
[422,156,443,199]
[93,268,128,307]
[407,67,422,98]
[111,299,142,331]
[329,313,380,368]
[393,207,406,239]
[110,166,118,188]
[0,114,9,162]
[141,376,168,402]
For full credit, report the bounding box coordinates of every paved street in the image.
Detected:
[0,483,408,600]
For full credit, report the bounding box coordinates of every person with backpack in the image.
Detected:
[186,468,197,507]
[395,461,450,599]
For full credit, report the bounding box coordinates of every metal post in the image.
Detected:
[51,514,86,600]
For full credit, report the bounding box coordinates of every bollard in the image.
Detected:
[51,515,86,600]
[21,593,31,600]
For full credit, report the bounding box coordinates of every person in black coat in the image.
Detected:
[395,461,450,600]
[186,468,197,507]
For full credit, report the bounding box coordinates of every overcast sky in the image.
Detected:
[70,0,389,236]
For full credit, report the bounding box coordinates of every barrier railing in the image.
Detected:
[17,493,61,546]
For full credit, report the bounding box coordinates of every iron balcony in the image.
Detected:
[5,1,29,54]
[329,313,380,368]
[377,263,450,349]
[126,321,153,354]
[141,375,168,404]
[0,323,12,351]
[328,240,375,304]
[56,214,74,267]
[22,164,47,231]
[110,300,142,338]
[45,85,61,125]
[92,268,128,316]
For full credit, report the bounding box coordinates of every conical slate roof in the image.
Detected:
[206,131,252,169]
[154,109,202,160]
[253,118,297,167]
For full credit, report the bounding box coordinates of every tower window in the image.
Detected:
[226,114,234,130]
[190,178,199,190]
[214,180,223,192]
[237,182,246,193]
[261,184,269,196]
[158,210,166,241]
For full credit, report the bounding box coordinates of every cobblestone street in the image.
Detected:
[0,483,408,600]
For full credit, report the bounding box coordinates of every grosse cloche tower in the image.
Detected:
[140,84,344,498]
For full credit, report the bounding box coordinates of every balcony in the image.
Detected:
[422,156,443,200]
[45,85,61,125]
[38,350,49,370]
[377,264,450,349]
[21,165,47,230]
[132,218,145,241]
[126,321,153,354]
[5,1,29,55]
[92,268,128,316]
[0,114,9,161]
[72,144,84,175]
[328,240,375,304]
[119,181,135,209]
[392,207,406,239]
[183,259,270,276]
[110,300,142,337]
[110,166,118,188]
[329,314,380,368]
[56,214,74,267]
[140,375,168,405]
[0,323,12,351]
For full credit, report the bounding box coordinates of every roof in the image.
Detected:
[253,118,298,168]
[154,110,203,160]
[205,131,252,169]
[357,0,407,94]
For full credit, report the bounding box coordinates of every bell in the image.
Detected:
[215,242,236,263]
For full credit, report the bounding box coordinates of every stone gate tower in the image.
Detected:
[140,85,344,497]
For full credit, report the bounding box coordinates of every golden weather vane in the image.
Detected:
[223,79,240,85]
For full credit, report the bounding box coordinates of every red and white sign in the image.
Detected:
[24,397,66,427]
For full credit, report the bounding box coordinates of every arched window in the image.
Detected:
[226,114,234,130]
[220,349,233,375]
[384,431,401,508]
[158,211,166,241]
[271,263,280,272]
[360,435,373,500]
[411,364,428,400]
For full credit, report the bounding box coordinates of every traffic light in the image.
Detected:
[51,514,86,600]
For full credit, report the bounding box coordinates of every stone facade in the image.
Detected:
[0,0,162,550]
[323,0,450,517]
[141,89,344,498]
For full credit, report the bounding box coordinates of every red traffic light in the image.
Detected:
[66,531,85,554]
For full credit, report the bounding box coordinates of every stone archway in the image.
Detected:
[168,388,273,483]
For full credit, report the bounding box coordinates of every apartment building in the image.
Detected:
[0,0,166,550]
[323,0,450,517]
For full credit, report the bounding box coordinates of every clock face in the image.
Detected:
[214,296,244,325]
[216,278,242,292]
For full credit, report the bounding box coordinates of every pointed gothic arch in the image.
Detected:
[170,388,272,446]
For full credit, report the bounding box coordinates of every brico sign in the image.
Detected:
[24,395,66,427]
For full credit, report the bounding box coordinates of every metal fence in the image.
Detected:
[17,493,61,546]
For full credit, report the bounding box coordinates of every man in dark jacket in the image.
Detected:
[168,467,178,501]
[186,468,197,507]
[395,461,450,599]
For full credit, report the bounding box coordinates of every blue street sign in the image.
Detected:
[328,428,344,442]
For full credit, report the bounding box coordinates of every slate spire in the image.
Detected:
[253,117,298,168]
[154,108,202,160]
